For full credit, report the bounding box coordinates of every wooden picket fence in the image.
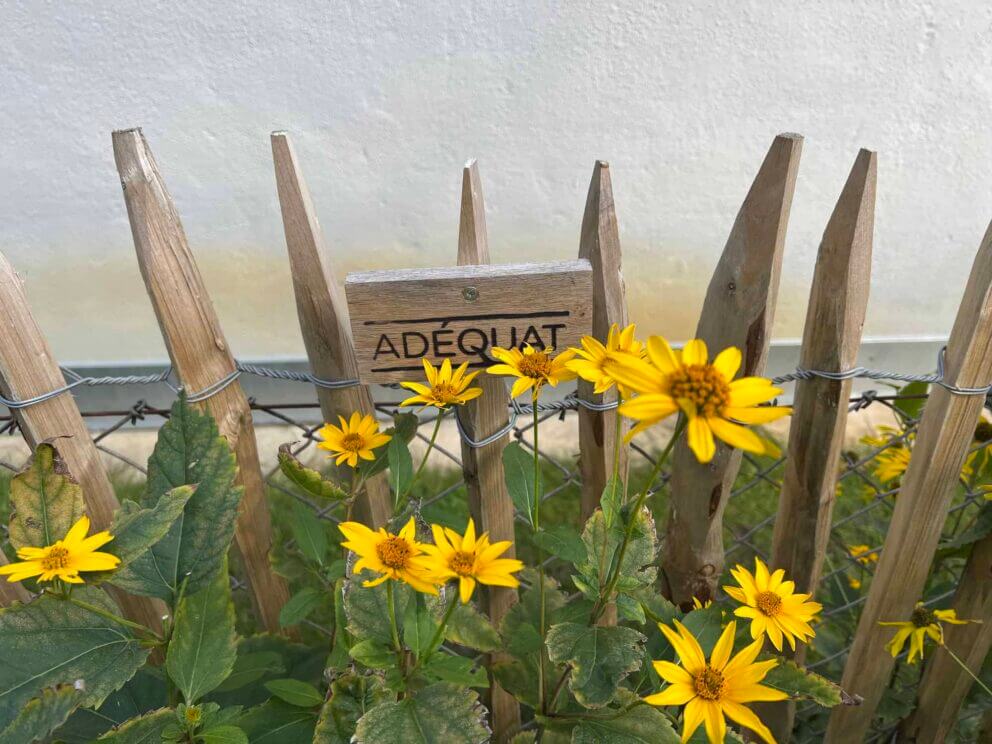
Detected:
[0,128,988,743]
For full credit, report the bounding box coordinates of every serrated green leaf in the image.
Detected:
[761,657,843,706]
[354,682,489,743]
[571,701,679,743]
[289,503,328,565]
[0,683,85,743]
[387,436,413,500]
[545,622,646,708]
[115,396,242,601]
[263,679,324,708]
[421,653,489,687]
[279,587,323,628]
[532,524,587,565]
[166,564,237,704]
[403,591,437,657]
[348,640,395,669]
[502,441,539,526]
[313,674,387,744]
[0,587,149,732]
[344,578,414,645]
[237,699,316,743]
[214,652,285,693]
[444,601,500,652]
[96,708,175,742]
[616,593,646,624]
[8,441,85,550]
[277,444,348,501]
[600,476,623,528]
[577,508,656,600]
[200,724,249,743]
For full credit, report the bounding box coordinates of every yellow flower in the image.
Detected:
[399,359,483,409]
[847,544,878,567]
[606,337,790,463]
[420,518,524,603]
[487,344,577,399]
[566,322,644,395]
[848,578,862,590]
[862,427,912,484]
[338,517,439,594]
[317,412,392,468]
[645,619,787,744]
[0,515,119,585]
[724,558,821,652]
[879,603,977,664]
[691,597,713,610]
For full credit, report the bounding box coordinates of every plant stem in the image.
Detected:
[409,412,444,493]
[942,643,992,698]
[67,596,162,642]
[533,398,548,714]
[410,590,459,674]
[386,581,402,653]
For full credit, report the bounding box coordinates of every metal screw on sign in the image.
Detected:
[462,285,479,302]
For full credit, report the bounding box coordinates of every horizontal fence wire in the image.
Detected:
[0,359,990,740]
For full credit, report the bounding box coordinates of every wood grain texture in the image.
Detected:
[345,261,593,383]
[270,132,391,529]
[762,149,875,741]
[825,219,992,743]
[899,531,992,741]
[112,128,289,634]
[0,251,161,622]
[662,134,803,607]
[452,159,520,740]
[577,161,629,522]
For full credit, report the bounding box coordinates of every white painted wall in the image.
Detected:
[2,1,990,365]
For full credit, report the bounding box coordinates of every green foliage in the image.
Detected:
[403,591,438,657]
[115,396,242,602]
[166,564,237,704]
[96,708,175,742]
[893,381,929,420]
[236,699,317,743]
[600,476,623,528]
[503,441,540,526]
[387,436,414,500]
[762,657,843,706]
[343,578,414,645]
[0,587,148,732]
[55,668,167,742]
[279,587,323,628]
[532,524,587,564]
[444,601,501,652]
[0,683,84,743]
[277,444,348,501]
[353,682,489,743]
[576,507,657,600]
[571,697,679,743]
[8,441,85,550]
[199,724,249,743]
[313,674,387,744]
[288,502,328,565]
[263,679,324,708]
[545,622,646,708]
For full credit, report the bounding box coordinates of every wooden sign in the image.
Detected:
[345,260,593,383]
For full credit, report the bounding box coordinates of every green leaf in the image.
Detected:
[54,668,168,742]
[393,412,420,442]
[0,587,149,732]
[166,564,237,704]
[761,657,843,706]
[354,682,489,743]
[214,652,285,693]
[95,485,194,585]
[313,674,387,744]
[344,578,414,645]
[348,640,395,669]
[263,679,324,708]
[532,524,587,565]
[277,444,348,501]
[0,683,85,743]
[894,381,929,420]
[421,653,489,687]
[115,396,243,601]
[289,503,328,565]
[576,507,656,599]
[387,436,413,499]
[571,701,679,743]
[96,708,175,742]
[502,441,539,526]
[327,579,352,672]
[207,635,321,710]
[600,476,623,528]
[545,622,646,708]
[279,587,323,628]
[200,724,249,744]
[237,699,316,743]
[403,592,438,657]
[8,441,85,549]
[679,604,723,657]
[444,601,500,653]
[615,593,646,624]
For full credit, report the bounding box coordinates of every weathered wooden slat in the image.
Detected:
[0,251,161,622]
[761,149,875,741]
[112,128,290,634]
[662,134,803,606]
[577,161,629,522]
[270,132,391,528]
[825,219,992,742]
[899,531,992,741]
[453,159,521,740]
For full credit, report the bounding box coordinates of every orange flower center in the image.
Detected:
[42,545,70,571]
[693,666,726,701]
[340,432,366,452]
[448,550,475,576]
[517,351,553,380]
[431,382,461,405]
[376,536,412,569]
[669,364,730,417]
[911,606,936,628]
[756,590,782,617]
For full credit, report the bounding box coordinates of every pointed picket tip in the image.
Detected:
[458,159,489,265]
[821,148,877,260]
